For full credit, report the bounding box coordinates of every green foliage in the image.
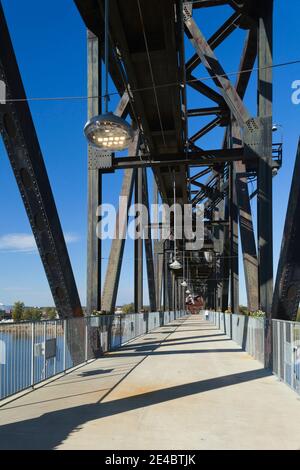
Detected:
[122,303,135,314]
[238,306,266,318]
[43,307,57,320]
[23,308,42,322]
[250,310,265,318]
[239,305,249,315]
[12,301,25,322]
[91,310,112,316]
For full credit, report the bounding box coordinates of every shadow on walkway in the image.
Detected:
[0,368,270,450]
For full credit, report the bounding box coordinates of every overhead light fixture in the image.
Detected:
[83,0,134,151]
[181,280,187,287]
[186,290,191,294]
[84,112,134,151]
[272,123,283,133]
[169,170,182,271]
[169,259,182,270]
[204,251,213,264]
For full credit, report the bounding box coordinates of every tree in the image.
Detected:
[23,308,42,322]
[44,307,57,320]
[12,301,25,322]
[122,303,135,314]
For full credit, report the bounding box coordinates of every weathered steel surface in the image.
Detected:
[0,4,82,318]
[272,140,300,321]
[134,167,144,312]
[142,168,156,312]
[86,30,102,315]
[184,8,251,127]
[257,0,274,369]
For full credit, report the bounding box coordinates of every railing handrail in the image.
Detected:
[0,310,175,328]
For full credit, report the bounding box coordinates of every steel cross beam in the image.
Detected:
[183,6,251,127]
[190,117,222,144]
[113,148,246,169]
[186,11,242,74]
[0,4,82,318]
[192,1,230,8]
[188,75,225,105]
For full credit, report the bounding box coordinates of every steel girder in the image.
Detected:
[76,0,276,318]
[272,140,300,322]
[0,3,82,318]
[87,30,102,315]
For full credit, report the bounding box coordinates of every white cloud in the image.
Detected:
[0,232,80,253]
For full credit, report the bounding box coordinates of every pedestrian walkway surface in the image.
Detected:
[1,315,300,450]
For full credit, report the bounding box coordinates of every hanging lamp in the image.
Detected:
[84,0,134,151]
[169,171,182,271]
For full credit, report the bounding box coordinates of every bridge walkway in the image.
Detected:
[0,315,300,450]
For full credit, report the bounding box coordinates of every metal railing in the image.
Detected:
[205,311,300,395]
[205,311,264,364]
[273,319,300,395]
[0,310,186,402]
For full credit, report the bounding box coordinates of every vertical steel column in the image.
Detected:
[87,30,102,314]
[233,121,259,312]
[153,177,162,310]
[221,178,230,311]
[134,168,143,312]
[257,0,274,368]
[163,244,172,312]
[272,140,300,321]
[213,203,223,310]
[142,168,156,311]
[230,161,239,313]
[101,130,138,313]
[101,167,135,313]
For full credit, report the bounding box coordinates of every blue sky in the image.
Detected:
[0,0,299,307]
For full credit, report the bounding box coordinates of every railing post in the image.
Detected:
[31,322,35,387]
[85,317,88,362]
[43,322,46,380]
[63,319,67,372]
[54,321,57,376]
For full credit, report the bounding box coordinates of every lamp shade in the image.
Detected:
[204,251,213,264]
[84,112,134,151]
[169,259,182,270]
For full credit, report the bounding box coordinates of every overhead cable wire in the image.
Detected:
[4,58,299,104]
[136,0,167,147]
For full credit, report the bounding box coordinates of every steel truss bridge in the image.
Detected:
[0,0,298,370]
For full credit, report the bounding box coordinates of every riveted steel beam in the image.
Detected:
[186,11,242,74]
[272,139,300,321]
[183,6,251,127]
[142,168,156,312]
[0,4,82,318]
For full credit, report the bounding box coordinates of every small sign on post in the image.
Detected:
[0,339,6,364]
[0,80,6,105]
[45,338,56,360]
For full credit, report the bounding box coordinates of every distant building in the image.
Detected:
[115,307,124,314]
[0,306,12,321]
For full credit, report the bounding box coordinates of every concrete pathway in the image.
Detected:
[0,315,300,450]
